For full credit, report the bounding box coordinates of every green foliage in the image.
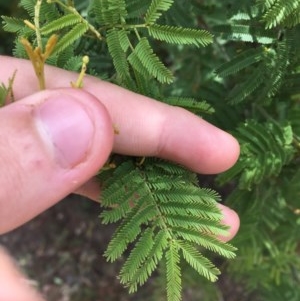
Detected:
[1,0,213,88]
[99,159,235,299]
[53,22,89,54]
[90,0,128,25]
[216,47,266,78]
[0,84,8,106]
[148,24,213,47]
[163,97,215,115]
[128,37,174,83]
[203,1,300,299]
[40,14,81,35]
[259,0,300,28]
[0,70,16,106]
[145,0,174,24]
[217,120,295,189]
[2,0,300,300]
[2,16,27,33]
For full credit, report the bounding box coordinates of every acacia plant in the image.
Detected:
[1,0,300,300]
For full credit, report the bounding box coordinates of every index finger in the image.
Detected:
[0,56,239,174]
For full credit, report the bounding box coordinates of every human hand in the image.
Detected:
[0,56,240,300]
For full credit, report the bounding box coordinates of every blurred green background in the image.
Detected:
[0,0,19,54]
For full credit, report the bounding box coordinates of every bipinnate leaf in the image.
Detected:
[1,16,25,33]
[52,23,89,55]
[128,38,174,84]
[216,47,265,77]
[41,14,81,35]
[99,159,236,301]
[90,0,128,25]
[262,0,300,28]
[145,0,174,24]
[148,24,213,47]
[120,228,154,285]
[178,241,220,282]
[164,97,215,115]
[106,29,130,80]
[126,230,168,292]
[217,121,294,189]
[166,243,182,301]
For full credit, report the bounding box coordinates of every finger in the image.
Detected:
[0,88,113,234]
[0,56,240,174]
[218,204,240,242]
[74,177,102,201]
[0,247,45,301]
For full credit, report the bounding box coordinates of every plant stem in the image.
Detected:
[67,0,75,7]
[47,0,103,40]
[34,0,43,51]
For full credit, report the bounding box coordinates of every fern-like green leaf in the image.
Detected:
[104,201,158,261]
[41,14,81,35]
[63,56,83,72]
[100,169,142,223]
[217,120,295,189]
[0,84,8,107]
[100,159,236,299]
[145,0,174,24]
[52,23,89,55]
[262,0,300,28]
[258,38,292,101]
[174,227,236,258]
[106,29,130,80]
[178,241,220,282]
[157,187,223,221]
[166,243,181,301]
[120,228,154,285]
[90,0,128,25]
[13,39,28,59]
[213,24,276,44]
[20,0,36,17]
[128,38,174,83]
[216,47,265,77]
[1,16,25,33]
[166,214,229,237]
[126,0,151,18]
[148,24,213,47]
[280,6,300,27]
[256,0,277,10]
[126,230,168,292]
[163,0,196,27]
[0,71,16,106]
[288,106,300,138]
[164,97,215,115]
[226,64,266,103]
[20,0,60,21]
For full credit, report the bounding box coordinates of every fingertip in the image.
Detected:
[217,204,240,242]
[216,130,240,173]
[195,122,240,174]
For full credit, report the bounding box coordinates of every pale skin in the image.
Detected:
[0,56,240,300]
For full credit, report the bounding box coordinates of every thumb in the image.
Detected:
[0,247,45,301]
[0,88,113,234]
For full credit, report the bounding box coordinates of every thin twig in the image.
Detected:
[34,0,43,51]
